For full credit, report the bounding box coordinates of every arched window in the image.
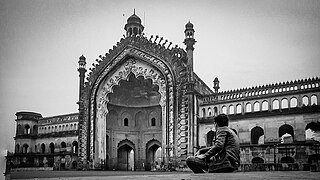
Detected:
[311,95,318,105]
[251,126,264,144]
[151,118,156,126]
[24,124,30,134]
[202,108,206,117]
[49,143,54,154]
[236,104,242,114]
[72,141,78,154]
[23,144,29,153]
[245,103,252,113]
[214,107,218,116]
[253,102,260,112]
[281,98,288,109]
[290,97,298,108]
[207,130,215,146]
[15,144,20,153]
[261,101,268,111]
[208,107,212,117]
[124,118,129,126]
[302,96,309,106]
[272,99,279,110]
[41,143,46,153]
[229,105,234,115]
[221,106,227,114]
[279,124,294,143]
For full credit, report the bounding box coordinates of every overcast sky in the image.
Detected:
[0,0,319,176]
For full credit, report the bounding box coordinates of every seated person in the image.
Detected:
[186,114,240,173]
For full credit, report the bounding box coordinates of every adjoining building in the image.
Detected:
[5,12,320,174]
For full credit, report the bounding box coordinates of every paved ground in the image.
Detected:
[6,171,320,180]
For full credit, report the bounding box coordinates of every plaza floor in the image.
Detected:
[6,171,320,180]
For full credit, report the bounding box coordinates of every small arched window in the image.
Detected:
[221,106,227,114]
[281,98,289,109]
[290,97,298,108]
[23,144,29,153]
[229,105,234,115]
[245,103,252,113]
[124,118,129,126]
[41,143,46,154]
[236,104,242,114]
[208,107,212,117]
[272,99,280,110]
[72,141,78,154]
[25,124,30,134]
[49,143,54,154]
[311,95,318,105]
[151,118,156,126]
[214,107,218,116]
[253,102,260,112]
[302,96,309,106]
[261,101,268,111]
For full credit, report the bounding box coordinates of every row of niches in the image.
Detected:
[15,141,78,154]
[38,122,78,134]
[106,105,161,128]
[203,81,319,102]
[201,94,318,118]
[205,122,320,147]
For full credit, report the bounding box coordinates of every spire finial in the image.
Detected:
[134,8,136,15]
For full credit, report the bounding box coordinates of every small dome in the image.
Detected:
[79,54,86,61]
[185,21,194,29]
[127,13,142,24]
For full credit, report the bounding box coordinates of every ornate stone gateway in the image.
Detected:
[77,12,197,170]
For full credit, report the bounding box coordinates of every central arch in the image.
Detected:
[88,48,176,169]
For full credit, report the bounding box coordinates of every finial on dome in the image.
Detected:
[134,8,136,15]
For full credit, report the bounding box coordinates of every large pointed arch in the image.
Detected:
[82,47,180,169]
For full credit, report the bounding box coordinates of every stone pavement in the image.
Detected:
[6,171,320,180]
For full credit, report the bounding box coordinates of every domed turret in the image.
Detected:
[124,9,144,37]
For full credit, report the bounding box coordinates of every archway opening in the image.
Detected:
[146,140,162,171]
[117,144,134,171]
[279,124,294,143]
[251,126,264,144]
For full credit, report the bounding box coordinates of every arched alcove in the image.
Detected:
[251,126,264,144]
[279,124,294,143]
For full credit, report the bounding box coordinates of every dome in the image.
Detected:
[127,13,142,24]
[185,21,194,29]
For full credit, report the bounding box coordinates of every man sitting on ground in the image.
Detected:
[186,114,240,173]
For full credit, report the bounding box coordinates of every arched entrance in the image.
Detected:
[117,140,135,171]
[145,139,162,171]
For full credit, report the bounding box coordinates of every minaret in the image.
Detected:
[78,54,87,102]
[77,54,86,165]
[183,21,196,82]
[213,77,220,93]
[183,21,197,156]
[124,9,144,37]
